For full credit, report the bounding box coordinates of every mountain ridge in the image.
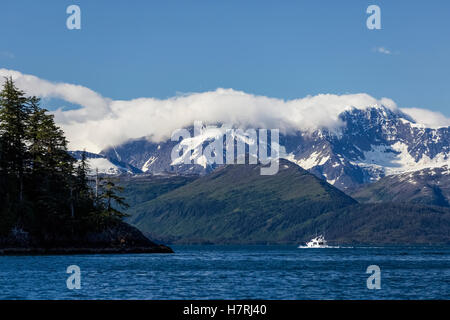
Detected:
[97,105,449,191]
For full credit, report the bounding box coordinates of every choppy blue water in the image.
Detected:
[0,245,449,299]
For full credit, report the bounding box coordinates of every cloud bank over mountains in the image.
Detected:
[1,69,449,153]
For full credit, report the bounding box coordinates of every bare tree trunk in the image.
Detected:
[95,168,98,200]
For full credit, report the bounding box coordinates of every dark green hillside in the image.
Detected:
[308,203,450,244]
[129,159,357,244]
[123,160,450,245]
[117,174,198,209]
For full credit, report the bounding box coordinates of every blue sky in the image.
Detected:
[1,0,449,116]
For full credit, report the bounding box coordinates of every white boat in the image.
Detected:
[298,235,328,248]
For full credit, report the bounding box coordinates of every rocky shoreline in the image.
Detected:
[0,222,173,255]
[0,245,173,255]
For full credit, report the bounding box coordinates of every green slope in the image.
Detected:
[351,167,450,207]
[309,203,450,244]
[129,159,357,244]
[117,174,198,209]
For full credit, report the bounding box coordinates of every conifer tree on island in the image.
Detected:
[0,77,129,244]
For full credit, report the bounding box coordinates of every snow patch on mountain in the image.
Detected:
[86,158,130,175]
[169,125,262,169]
[142,156,157,172]
[170,127,225,168]
[293,152,330,170]
[352,142,449,176]
[69,150,142,175]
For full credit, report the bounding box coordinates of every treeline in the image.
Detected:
[0,78,127,239]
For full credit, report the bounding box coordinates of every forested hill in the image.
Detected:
[128,159,358,244]
[0,78,171,253]
[122,160,450,245]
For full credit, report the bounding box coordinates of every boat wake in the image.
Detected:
[297,245,341,249]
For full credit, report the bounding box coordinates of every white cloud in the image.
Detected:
[0,69,447,153]
[400,108,450,128]
[374,47,392,55]
[0,69,111,122]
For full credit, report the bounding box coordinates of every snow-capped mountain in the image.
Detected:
[99,105,449,190]
[283,106,449,190]
[69,151,142,175]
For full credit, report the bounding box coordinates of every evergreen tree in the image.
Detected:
[0,77,30,228]
[0,78,29,204]
[98,178,130,222]
[73,150,97,223]
[0,78,128,239]
[76,150,90,196]
[24,96,76,234]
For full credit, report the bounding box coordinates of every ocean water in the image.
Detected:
[0,245,449,300]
